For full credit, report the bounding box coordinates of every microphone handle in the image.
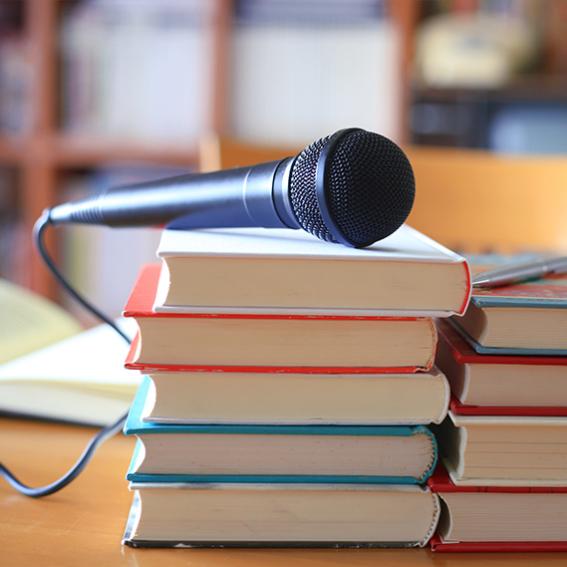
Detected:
[48,158,300,231]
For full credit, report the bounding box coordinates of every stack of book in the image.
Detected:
[432,274,567,552]
[121,225,471,548]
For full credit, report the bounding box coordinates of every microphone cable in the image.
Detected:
[0,209,131,497]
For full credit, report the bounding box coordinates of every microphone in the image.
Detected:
[48,128,415,248]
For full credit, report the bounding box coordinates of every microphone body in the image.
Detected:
[49,158,300,231]
[47,129,416,248]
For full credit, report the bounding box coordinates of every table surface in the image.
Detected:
[1,417,566,567]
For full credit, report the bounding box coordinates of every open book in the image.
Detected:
[0,278,81,364]
[0,320,139,425]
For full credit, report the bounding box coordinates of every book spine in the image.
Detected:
[415,426,438,484]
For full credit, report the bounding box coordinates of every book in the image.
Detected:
[125,265,438,372]
[137,368,450,425]
[0,277,81,364]
[124,379,438,484]
[155,225,471,317]
[0,321,139,425]
[428,466,567,552]
[437,320,567,412]
[60,0,213,143]
[452,272,567,354]
[123,483,440,548]
[436,411,567,486]
[0,169,25,283]
[0,32,30,135]
[230,1,398,146]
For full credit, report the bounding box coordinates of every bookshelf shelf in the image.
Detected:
[0,137,25,164]
[0,136,199,168]
[52,137,199,168]
[5,0,419,300]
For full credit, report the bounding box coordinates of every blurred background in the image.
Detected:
[1,0,567,320]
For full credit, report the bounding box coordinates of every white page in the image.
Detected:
[0,319,140,391]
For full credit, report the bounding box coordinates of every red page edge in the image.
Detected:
[449,397,567,417]
[430,535,567,553]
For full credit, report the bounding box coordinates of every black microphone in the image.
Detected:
[48,128,415,248]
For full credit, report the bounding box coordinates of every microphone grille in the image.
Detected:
[289,129,415,247]
[326,130,415,247]
[288,134,334,243]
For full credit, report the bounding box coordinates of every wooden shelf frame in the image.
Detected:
[10,0,231,298]
[8,0,418,300]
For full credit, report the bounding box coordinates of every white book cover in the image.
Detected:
[157,224,461,263]
[154,225,471,317]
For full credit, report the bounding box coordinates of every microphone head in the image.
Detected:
[288,128,415,248]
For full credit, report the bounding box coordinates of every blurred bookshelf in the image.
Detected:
[409,0,567,151]
[411,76,567,150]
[0,0,222,301]
[1,0,420,303]
[3,0,566,307]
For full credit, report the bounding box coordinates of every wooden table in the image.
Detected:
[1,417,566,567]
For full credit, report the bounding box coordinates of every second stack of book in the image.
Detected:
[431,270,567,552]
[121,225,471,547]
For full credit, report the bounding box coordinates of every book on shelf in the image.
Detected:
[230,0,399,145]
[155,225,471,316]
[125,264,438,372]
[124,379,438,485]
[436,410,567,486]
[123,483,440,548]
[0,30,30,135]
[137,369,450,425]
[428,465,567,553]
[60,0,214,143]
[0,168,28,286]
[436,319,567,412]
[452,271,567,354]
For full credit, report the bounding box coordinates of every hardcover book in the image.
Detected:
[436,411,567,486]
[437,320,567,414]
[452,272,567,354]
[123,483,441,548]
[135,369,450,426]
[124,265,438,372]
[154,225,471,317]
[124,379,438,484]
[428,465,567,552]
